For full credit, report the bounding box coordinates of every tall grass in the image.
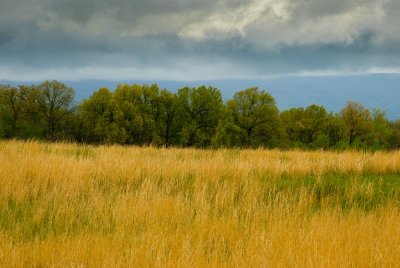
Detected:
[0,140,400,267]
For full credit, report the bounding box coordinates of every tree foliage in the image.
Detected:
[228,87,281,147]
[281,105,330,148]
[0,81,399,150]
[340,101,373,146]
[37,80,75,139]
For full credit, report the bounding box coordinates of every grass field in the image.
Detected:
[1,140,400,267]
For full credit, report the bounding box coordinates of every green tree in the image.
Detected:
[371,109,392,149]
[325,113,346,147]
[388,120,400,149]
[303,105,328,145]
[155,89,180,146]
[37,80,75,139]
[80,87,113,143]
[141,84,161,144]
[0,85,27,137]
[113,84,144,144]
[0,85,45,138]
[20,85,47,138]
[280,107,305,146]
[0,85,8,138]
[281,105,328,147]
[340,101,373,146]
[211,106,240,148]
[227,87,281,147]
[177,86,224,147]
[95,98,128,144]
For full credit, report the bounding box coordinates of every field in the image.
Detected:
[1,141,400,267]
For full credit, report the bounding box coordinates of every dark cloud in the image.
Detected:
[0,0,399,80]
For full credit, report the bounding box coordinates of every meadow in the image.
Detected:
[1,140,400,267]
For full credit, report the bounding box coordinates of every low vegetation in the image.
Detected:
[1,140,400,266]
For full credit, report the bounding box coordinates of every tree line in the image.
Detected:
[1,80,399,150]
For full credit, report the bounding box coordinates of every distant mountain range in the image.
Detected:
[2,73,399,120]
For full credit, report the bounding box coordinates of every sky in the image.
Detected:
[1,0,400,81]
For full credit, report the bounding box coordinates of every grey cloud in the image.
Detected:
[2,0,399,44]
[0,0,399,80]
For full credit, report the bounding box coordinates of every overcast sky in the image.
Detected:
[1,0,399,81]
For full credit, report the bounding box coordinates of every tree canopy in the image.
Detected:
[1,80,399,150]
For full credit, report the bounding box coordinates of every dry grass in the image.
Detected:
[0,140,400,267]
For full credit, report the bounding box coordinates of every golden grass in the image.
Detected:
[0,140,400,267]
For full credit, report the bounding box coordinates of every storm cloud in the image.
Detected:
[0,0,399,80]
